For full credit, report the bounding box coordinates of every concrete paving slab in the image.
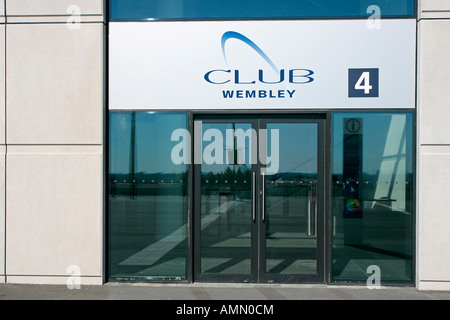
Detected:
[1,283,450,300]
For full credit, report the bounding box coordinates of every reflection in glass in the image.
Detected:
[332,112,414,283]
[200,123,253,275]
[110,0,416,21]
[108,112,188,279]
[265,123,318,275]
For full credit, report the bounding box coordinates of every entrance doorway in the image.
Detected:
[194,115,325,283]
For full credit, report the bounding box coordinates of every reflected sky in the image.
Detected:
[332,112,413,176]
[110,0,415,20]
[201,122,317,175]
[110,112,188,175]
[109,112,414,180]
[267,123,317,175]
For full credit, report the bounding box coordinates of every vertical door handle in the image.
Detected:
[262,173,266,222]
[252,172,256,222]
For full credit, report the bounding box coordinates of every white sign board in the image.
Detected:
[109,20,416,110]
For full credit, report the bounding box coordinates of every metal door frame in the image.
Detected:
[193,115,259,283]
[258,116,326,284]
[193,113,326,284]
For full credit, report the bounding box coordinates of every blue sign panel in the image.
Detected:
[348,68,379,98]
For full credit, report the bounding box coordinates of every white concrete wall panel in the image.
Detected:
[0,146,5,282]
[6,146,103,284]
[4,1,105,285]
[418,20,450,145]
[420,0,450,11]
[420,0,450,19]
[0,26,4,145]
[6,23,104,145]
[0,21,4,284]
[417,6,450,290]
[6,0,103,16]
[418,148,450,290]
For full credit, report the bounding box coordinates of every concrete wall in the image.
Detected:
[1,0,105,285]
[417,0,450,290]
[0,3,4,284]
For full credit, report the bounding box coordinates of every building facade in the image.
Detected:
[0,0,449,290]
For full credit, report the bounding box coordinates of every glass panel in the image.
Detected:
[109,112,188,279]
[110,0,416,21]
[332,112,414,283]
[265,123,318,275]
[200,122,254,274]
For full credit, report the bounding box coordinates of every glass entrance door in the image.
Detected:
[194,118,258,282]
[259,119,324,283]
[194,116,324,283]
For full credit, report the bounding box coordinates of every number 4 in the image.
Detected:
[355,72,373,94]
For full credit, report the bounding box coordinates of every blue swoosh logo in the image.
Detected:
[221,31,279,74]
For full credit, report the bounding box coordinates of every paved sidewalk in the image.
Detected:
[1,283,450,300]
